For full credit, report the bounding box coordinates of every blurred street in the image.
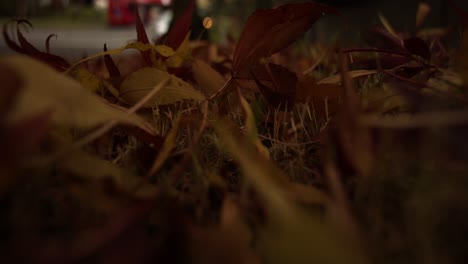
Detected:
[0,25,157,60]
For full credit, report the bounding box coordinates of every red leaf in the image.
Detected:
[2,20,25,54]
[103,43,121,78]
[250,63,297,108]
[45,33,57,53]
[135,9,152,66]
[2,20,70,71]
[232,2,337,72]
[16,19,41,53]
[166,0,195,50]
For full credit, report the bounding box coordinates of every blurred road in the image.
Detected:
[0,25,157,61]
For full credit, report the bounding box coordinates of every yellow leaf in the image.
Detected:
[175,31,192,60]
[75,66,101,92]
[378,13,400,41]
[65,43,175,73]
[165,54,184,68]
[154,44,176,57]
[119,67,205,106]
[3,56,148,129]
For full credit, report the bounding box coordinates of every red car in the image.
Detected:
[108,0,171,25]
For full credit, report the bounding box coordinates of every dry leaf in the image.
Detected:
[192,59,226,96]
[215,120,362,264]
[250,63,297,108]
[3,56,153,130]
[296,75,341,120]
[119,67,205,106]
[232,2,337,71]
[76,66,102,92]
[3,19,70,71]
[238,92,270,159]
[317,70,378,84]
[331,53,373,177]
[146,117,182,177]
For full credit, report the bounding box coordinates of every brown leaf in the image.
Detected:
[232,2,337,72]
[192,58,226,96]
[331,53,373,177]
[296,75,341,120]
[317,70,378,84]
[119,67,205,106]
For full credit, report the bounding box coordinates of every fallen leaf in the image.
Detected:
[250,63,297,108]
[192,58,226,96]
[119,67,205,106]
[378,13,398,39]
[238,91,270,159]
[3,19,70,71]
[66,43,175,74]
[75,66,102,92]
[232,2,337,72]
[296,75,341,120]
[331,53,373,177]
[3,56,153,130]
[297,75,341,99]
[146,117,182,177]
[214,120,362,264]
[317,70,378,84]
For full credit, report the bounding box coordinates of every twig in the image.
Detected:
[208,75,233,101]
